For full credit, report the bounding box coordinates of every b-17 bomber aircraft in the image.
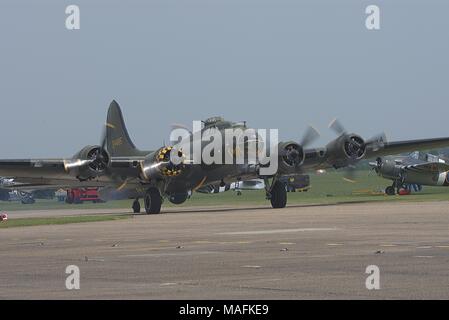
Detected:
[370,151,449,195]
[2,100,449,214]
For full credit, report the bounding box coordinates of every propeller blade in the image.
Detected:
[100,124,107,151]
[300,125,320,148]
[365,132,387,151]
[329,118,346,136]
[85,124,110,173]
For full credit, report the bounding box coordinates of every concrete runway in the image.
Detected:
[1,201,449,299]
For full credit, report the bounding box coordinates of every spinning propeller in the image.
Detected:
[329,118,387,182]
[87,125,109,172]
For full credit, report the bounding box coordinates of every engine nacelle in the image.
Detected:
[324,134,366,169]
[277,141,305,174]
[64,145,110,180]
[141,146,185,181]
[375,158,403,180]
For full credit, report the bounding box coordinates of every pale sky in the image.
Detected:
[1,0,448,158]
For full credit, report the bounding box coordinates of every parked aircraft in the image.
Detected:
[370,151,449,195]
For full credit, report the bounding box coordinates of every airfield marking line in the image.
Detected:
[414,256,434,258]
[380,244,397,247]
[121,251,221,258]
[308,255,336,258]
[416,246,433,249]
[327,243,344,246]
[218,241,252,244]
[160,283,177,287]
[217,227,337,235]
[106,246,176,253]
[250,278,283,283]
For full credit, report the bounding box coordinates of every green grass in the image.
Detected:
[176,170,449,206]
[0,171,448,213]
[0,214,130,229]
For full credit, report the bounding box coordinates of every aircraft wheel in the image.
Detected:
[270,181,287,209]
[385,186,395,196]
[132,199,141,213]
[144,188,162,214]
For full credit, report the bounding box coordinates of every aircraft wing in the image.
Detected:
[196,179,265,194]
[302,136,449,173]
[400,162,449,173]
[0,158,144,189]
[0,159,68,179]
[366,137,449,159]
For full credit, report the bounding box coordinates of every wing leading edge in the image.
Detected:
[366,137,449,159]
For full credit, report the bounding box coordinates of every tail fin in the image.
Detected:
[106,100,145,157]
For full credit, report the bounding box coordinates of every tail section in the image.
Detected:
[106,100,146,157]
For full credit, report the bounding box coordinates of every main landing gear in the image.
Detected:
[131,188,163,214]
[385,180,403,196]
[144,188,162,214]
[264,177,287,209]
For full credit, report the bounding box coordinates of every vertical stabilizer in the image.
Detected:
[106,100,146,157]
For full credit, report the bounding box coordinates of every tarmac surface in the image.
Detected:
[1,201,449,299]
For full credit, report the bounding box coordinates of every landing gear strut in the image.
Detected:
[264,177,287,209]
[385,180,402,196]
[144,188,162,214]
[132,199,141,213]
